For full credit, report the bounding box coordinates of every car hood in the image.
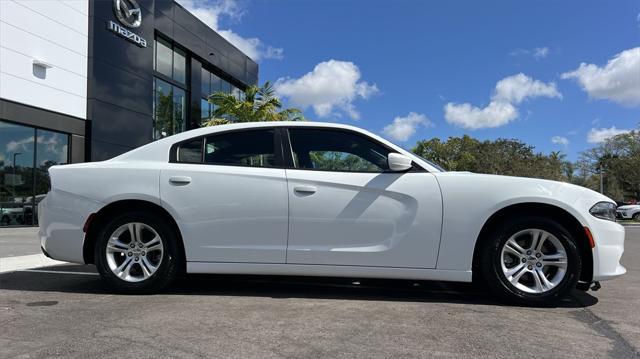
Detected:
[433,171,615,205]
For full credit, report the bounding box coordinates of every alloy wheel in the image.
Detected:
[500,228,567,294]
[105,222,164,282]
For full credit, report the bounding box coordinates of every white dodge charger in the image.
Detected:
[38,122,626,305]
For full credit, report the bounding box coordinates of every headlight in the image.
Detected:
[589,202,617,221]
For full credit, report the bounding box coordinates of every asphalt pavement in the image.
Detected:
[1,227,639,358]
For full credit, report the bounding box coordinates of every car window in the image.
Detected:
[203,129,276,167]
[176,138,203,163]
[288,128,390,172]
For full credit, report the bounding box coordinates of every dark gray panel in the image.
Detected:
[0,99,85,135]
[89,17,154,79]
[173,4,209,42]
[154,11,174,39]
[189,58,202,130]
[246,59,258,78]
[173,22,204,55]
[91,139,136,161]
[88,60,153,116]
[89,0,155,19]
[70,134,85,163]
[155,0,174,20]
[89,100,153,148]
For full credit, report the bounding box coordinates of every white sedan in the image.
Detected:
[38,122,626,305]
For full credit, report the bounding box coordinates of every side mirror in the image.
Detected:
[387,153,412,172]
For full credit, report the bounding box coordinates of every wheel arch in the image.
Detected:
[83,199,186,273]
[471,202,593,284]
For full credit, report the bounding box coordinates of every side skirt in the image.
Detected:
[187,262,472,282]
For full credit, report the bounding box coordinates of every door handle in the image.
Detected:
[169,176,191,185]
[294,185,317,194]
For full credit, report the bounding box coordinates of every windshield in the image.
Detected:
[414,154,447,172]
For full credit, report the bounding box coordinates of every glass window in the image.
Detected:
[153,79,185,139]
[231,86,243,100]
[220,79,231,94]
[0,121,68,226]
[173,48,186,84]
[177,138,203,163]
[288,129,390,172]
[200,99,210,123]
[204,129,276,167]
[201,69,211,97]
[211,73,221,93]
[155,37,173,78]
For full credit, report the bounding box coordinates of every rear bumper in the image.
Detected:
[589,218,626,281]
[38,190,102,264]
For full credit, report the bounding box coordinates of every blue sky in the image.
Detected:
[178,0,640,160]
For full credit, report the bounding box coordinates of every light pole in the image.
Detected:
[12,152,21,185]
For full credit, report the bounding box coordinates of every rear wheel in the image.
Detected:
[94,211,179,293]
[633,212,639,221]
[480,217,581,306]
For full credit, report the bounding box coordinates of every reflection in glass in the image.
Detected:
[211,73,221,93]
[220,80,231,94]
[153,79,185,139]
[155,37,173,78]
[0,121,68,226]
[173,47,186,84]
[201,99,210,123]
[201,69,210,97]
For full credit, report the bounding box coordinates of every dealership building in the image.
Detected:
[0,0,258,225]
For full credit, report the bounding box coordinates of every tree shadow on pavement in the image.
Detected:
[0,264,598,308]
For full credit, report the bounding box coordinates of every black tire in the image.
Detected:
[480,216,581,306]
[94,210,180,294]
[633,213,640,221]
[1,215,10,226]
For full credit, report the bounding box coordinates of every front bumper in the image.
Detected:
[589,218,626,281]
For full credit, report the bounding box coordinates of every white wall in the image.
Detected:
[0,0,89,119]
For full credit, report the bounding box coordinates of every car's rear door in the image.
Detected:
[160,128,288,263]
[284,127,443,269]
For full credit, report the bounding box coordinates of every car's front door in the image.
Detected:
[160,128,288,263]
[284,128,443,268]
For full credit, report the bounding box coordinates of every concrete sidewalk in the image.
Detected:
[0,227,41,258]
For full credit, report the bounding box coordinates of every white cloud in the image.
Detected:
[533,47,550,59]
[493,73,562,104]
[551,136,569,146]
[176,0,283,61]
[444,73,561,130]
[510,47,550,60]
[561,47,640,106]
[382,112,433,142]
[444,101,518,130]
[274,60,378,119]
[587,126,632,143]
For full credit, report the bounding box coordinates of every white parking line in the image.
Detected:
[20,269,98,276]
[0,254,67,274]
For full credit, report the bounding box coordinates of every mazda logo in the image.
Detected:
[113,0,142,28]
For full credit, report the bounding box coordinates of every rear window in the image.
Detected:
[176,138,203,163]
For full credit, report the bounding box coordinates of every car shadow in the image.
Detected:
[0,264,599,308]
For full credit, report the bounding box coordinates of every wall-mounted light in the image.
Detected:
[32,59,52,79]
[32,59,53,69]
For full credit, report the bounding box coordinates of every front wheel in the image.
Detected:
[480,217,581,306]
[94,211,179,294]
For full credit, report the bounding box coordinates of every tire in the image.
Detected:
[94,210,180,294]
[480,216,581,306]
[1,215,10,226]
[633,213,640,221]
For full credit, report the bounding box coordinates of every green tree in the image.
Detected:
[412,136,567,181]
[202,81,304,126]
[578,129,640,201]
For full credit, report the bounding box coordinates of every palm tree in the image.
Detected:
[202,81,304,126]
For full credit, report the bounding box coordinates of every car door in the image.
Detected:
[284,127,443,269]
[160,128,288,263]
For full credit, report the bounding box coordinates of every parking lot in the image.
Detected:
[1,227,639,358]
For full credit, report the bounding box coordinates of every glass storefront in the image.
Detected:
[0,120,69,226]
